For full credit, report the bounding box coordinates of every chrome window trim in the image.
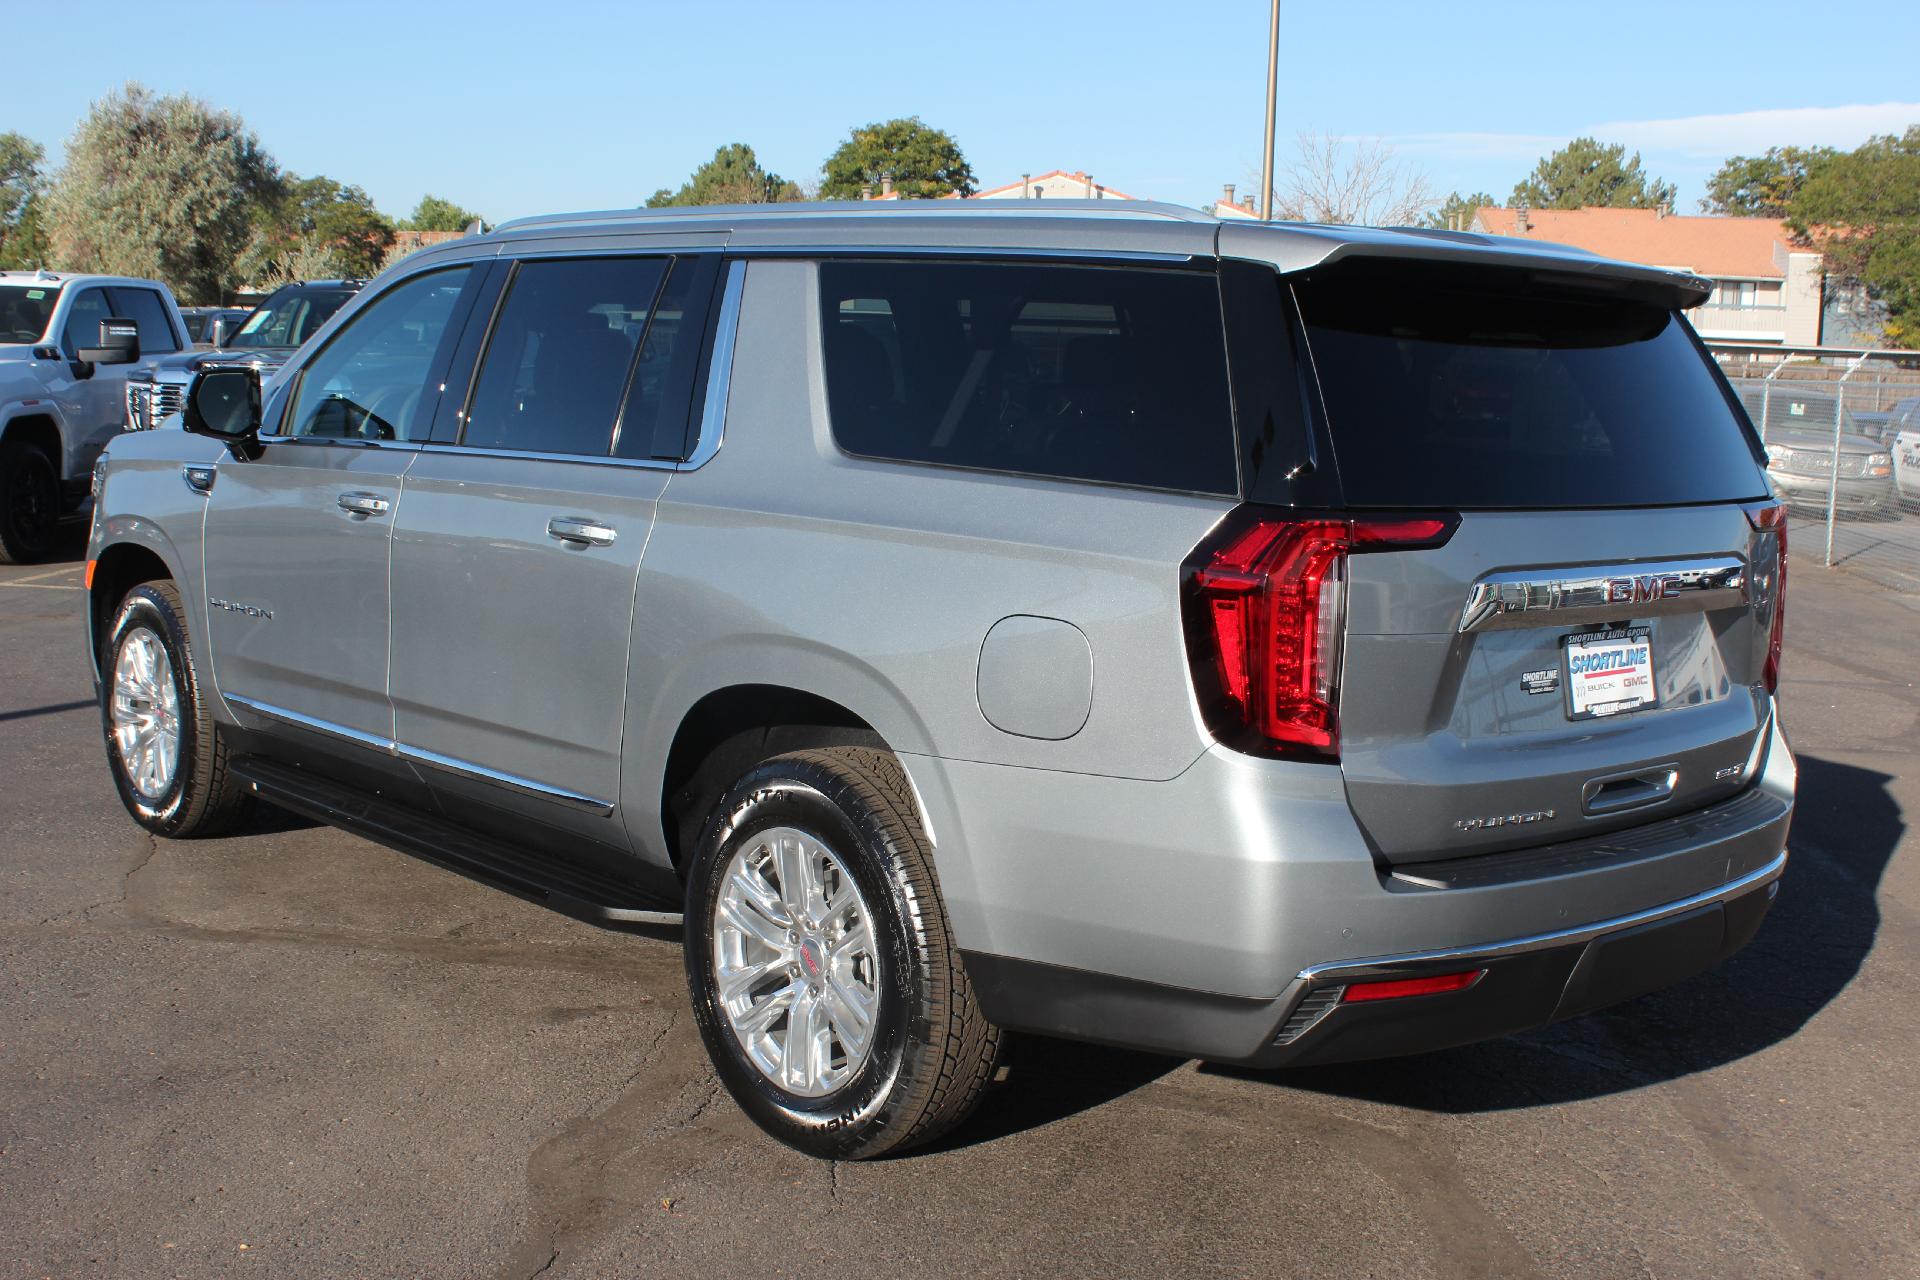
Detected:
[737,245,1202,265]
[260,254,741,474]
[1294,850,1787,985]
[686,258,745,471]
[225,693,615,817]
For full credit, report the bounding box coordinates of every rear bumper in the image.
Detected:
[924,701,1794,1064]
[962,852,1781,1066]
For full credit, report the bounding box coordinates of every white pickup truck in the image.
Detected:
[0,269,190,562]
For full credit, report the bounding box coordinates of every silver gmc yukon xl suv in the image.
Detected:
[86,202,1794,1159]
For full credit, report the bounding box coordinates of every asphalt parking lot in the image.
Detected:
[4,514,1917,1280]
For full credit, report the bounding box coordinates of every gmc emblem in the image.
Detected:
[1604,574,1682,605]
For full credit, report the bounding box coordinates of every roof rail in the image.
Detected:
[493,198,1219,235]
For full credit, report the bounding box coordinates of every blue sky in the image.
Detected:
[9,0,1919,222]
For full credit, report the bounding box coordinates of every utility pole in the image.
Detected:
[1259,0,1281,220]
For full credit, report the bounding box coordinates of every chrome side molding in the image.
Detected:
[223,693,615,817]
[1459,555,1747,633]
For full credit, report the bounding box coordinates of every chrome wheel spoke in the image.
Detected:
[732,978,800,1038]
[715,953,785,1006]
[718,893,790,954]
[728,862,789,928]
[824,972,874,1056]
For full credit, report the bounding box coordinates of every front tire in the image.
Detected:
[684,747,1002,1159]
[0,439,60,565]
[101,579,251,837]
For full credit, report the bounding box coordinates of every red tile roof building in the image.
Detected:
[1470,206,1825,346]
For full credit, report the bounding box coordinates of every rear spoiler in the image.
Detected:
[1218,221,1711,310]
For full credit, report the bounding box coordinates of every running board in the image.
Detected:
[231,756,685,931]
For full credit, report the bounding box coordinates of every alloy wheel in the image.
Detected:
[711,825,881,1097]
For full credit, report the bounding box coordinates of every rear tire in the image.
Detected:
[101,579,252,837]
[0,439,60,565]
[684,746,1002,1159]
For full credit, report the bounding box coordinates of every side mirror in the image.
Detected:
[183,366,262,444]
[77,317,140,365]
[211,317,233,347]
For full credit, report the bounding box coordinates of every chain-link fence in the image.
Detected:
[1712,346,1920,596]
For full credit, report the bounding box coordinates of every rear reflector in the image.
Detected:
[1340,969,1486,1003]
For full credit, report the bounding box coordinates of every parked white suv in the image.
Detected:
[0,269,189,561]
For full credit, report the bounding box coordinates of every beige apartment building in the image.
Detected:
[1470,206,1825,346]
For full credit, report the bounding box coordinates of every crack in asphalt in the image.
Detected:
[498,1011,701,1280]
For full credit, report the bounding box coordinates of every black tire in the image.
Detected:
[684,746,1002,1159]
[0,438,60,565]
[100,579,252,837]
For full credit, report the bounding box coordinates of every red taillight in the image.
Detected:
[1745,501,1787,693]
[1185,508,1457,759]
[1340,969,1486,1003]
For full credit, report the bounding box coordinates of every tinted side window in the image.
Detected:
[818,260,1237,494]
[284,267,474,442]
[109,288,180,354]
[60,288,112,358]
[612,255,720,461]
[463,257,668,457]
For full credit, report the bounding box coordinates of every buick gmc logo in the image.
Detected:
[1604,574,1682,605]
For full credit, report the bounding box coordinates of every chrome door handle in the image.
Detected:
[547,517,617,547]
[337,492,391,517]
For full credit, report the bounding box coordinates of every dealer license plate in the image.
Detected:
[1563,626,1657,720]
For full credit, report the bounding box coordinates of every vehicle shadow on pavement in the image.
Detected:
[1208,754,1901,1112]
[922,1035,1186,1154]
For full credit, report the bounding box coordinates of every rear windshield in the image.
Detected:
[229,286,356,349]
[1292,261,1769,509]
[818,259,1238,495]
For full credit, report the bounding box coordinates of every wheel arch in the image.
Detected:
[1,410,66,476]
[88,540,181,680]
[655,682,946,876]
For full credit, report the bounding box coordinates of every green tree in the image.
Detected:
[243,174,395,282]
[0,132,52,269]
[646,143,803,207]
[1424,190,1499,230]
[402,194,486,232]
[1511,138,1676,211]
[1786,126,1920,346]
[1701,145,1839,217]
[47,83,279,303]
[820,117,974,200]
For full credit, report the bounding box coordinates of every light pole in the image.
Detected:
[1259,0,1281,220]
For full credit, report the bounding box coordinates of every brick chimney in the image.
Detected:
[1514,195,1530,233]
[1223,182,1237,208]
[880,174,894,198]
[860,182,873,201]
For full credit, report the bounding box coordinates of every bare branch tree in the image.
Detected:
[1266,131,1437,227]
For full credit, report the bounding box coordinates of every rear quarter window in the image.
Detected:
[818,259,1238,495]
[1290,260,1769,509]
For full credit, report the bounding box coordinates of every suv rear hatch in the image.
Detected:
[1200,255,1782,867]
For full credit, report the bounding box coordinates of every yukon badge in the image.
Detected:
[1454,808,1556,833]
[209,596,273,620]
